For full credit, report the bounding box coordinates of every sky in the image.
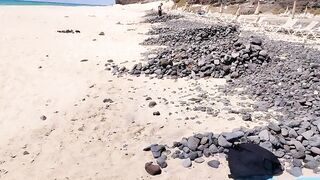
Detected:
[28,0,115,5]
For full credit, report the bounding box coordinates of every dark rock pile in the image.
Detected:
[144,119,320,177]
[113,23,271,79]
[224,40,320,121]
[142,12,184,24]
[57,29,80,33]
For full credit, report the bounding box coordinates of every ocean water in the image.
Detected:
[0,0,111,6]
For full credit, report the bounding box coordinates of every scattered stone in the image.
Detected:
[40,115,47,121]
[99,32,105,36]
[287,167,302,177]
[258,130,269,141]
[218,136,232,148]
[149,101,157,108]
[224,131,244,141]
[153,111,160,116]
[311,147,320,155]
[292,159,303,167]
[242,113,252,121]
[304,160,320,170]
[103,98,113,103]
[309,136,320,147]
[194,157,205,163]
[187,136,200,151]
[268,122,281,132]
[302,130,314,140]
[156,156,168,168]
[145,162,161,175]
[182,158,192,168]
[207,160,220,168]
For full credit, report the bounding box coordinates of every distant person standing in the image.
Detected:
[158,3,163,16]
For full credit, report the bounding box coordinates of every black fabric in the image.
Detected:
[227,143,283,179]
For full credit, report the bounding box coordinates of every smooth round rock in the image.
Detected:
[145,162,161,176]
[182,158,192,168]
[149,101,157,108]
[187,136,200,151]
[207,160,220,168]
[287,167,302,177]
[194,157,205,163]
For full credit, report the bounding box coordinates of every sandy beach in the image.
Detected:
[0,2,319,180]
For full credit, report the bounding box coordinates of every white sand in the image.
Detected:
[0,2,318,179]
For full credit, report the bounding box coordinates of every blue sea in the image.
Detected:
[0,0,113,6]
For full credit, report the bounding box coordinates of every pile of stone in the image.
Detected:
[57,29,80,33]
[224,39,320,121]
[144,119,320,177]
[113,24,270,79]
[142,12,183,24]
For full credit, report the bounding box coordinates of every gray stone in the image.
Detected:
[311,147,320,155]
[152,151,161,158]
[281,128,289,136]
[178,152,187,159]
[187,136,200,151]
[242,113,252,121]
[218,136,232,148]
[247,136,260,144]
[148,101,157,108]
[269,135,281,147]
[274,150,285,158]
[156,156,168,168]
[287,120,302,128]
[251,38,262,46]
[209,144,218,154]
[183,147,190,153]
[309,135,320,147]
[194,157,205,163]
[207,160,220,168]
[291,150,306,159]
[304,160,320,169]
[287,167,302,177]
[188,151,198,161]
[182,158,192,168]
[259,141,273,151]
[151,145,165,153]
[289,129,298,138]
[292,159,303,167]
[200,137,209,145]
[180,138,188,147]
[268,122,281,132]
[224,131,244,141]
[302,130,314,140]
[143,144,158,151]
[197,144,206,151]
[203,148,211,157]
[258,129,269,141]
[214,60,220,65]
[304,154,315,162]
[290,140,306,152]
[296,135,303,142]
[259,50,268,57]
